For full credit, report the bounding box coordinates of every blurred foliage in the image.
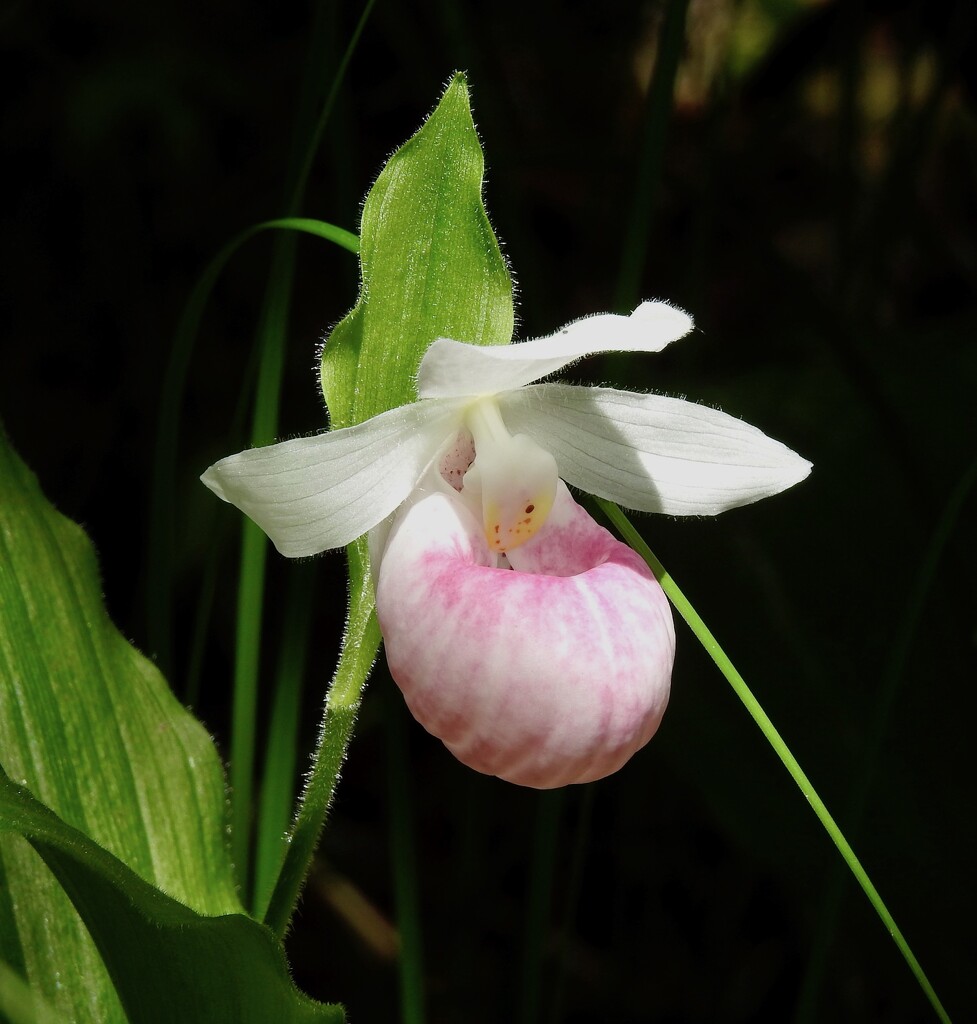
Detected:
[2,0,975,1021]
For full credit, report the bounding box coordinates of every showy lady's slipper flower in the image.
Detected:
[203,301,811,787]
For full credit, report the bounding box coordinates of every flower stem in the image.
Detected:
[594,497,951,1024]
[262,539,381,939]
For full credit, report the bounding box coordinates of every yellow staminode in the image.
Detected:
[463,398,558,553]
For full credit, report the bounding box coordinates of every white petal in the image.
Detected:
[201,399,466,556]
[417,301,693,399]
[500,384,812,516]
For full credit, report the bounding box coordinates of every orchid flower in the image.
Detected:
[202,300,811,787]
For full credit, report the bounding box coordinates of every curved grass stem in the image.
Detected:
[594,497,951,1024]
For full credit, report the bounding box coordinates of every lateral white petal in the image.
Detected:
[201,399,465,556]
[417,301,693,399]
[500,384,812,516]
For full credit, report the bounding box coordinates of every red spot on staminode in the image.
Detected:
[525,504,535,513]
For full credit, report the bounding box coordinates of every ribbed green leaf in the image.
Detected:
[0,771,342,1024]
[320,71,513,430]
[0,428,339,1020]
[0,954,61,1024]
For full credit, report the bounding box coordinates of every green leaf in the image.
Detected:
[262,536,381,938]
[0,957,61,1024]
[0,427,239,916]
[0,770,342,1024]
[0,428,339,1020]
[320,71,513,430]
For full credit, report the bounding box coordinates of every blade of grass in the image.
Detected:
[252,563,317,921]
[148,217,357,680]
[593,496,951,1024]
[614,0,689,313]
[229,0,377,900]
[794,457,977,1023]
[520,789,565,1024]
[185,328,264,711]
[288,0,379,218]
[231,240,294,898]
[549,785,596,1024]
[385,685,426,1024]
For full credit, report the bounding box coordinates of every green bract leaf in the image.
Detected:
[320,71,513,430]
[0,771,342,1024]
[0,428,338,1020]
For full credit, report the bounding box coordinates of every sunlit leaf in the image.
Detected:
[0,771,342,1024]
[0,427,340,1020]
[320,71,513,430]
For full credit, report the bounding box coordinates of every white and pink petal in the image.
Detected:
[375,482,674,789]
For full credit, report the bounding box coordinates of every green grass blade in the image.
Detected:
[230,229,298,899]
[385,689,426,1024]
[148,217,357,679]
[795,458,977,1021]
[227,0,377,902]
[594,497,951,1024]
[520,790,565,1024]
[252,564,317,920]
[550,785,596,1024]
[614,0,689,312]
[288,0,379,213]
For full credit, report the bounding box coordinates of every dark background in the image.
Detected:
[3,1,976,1021]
